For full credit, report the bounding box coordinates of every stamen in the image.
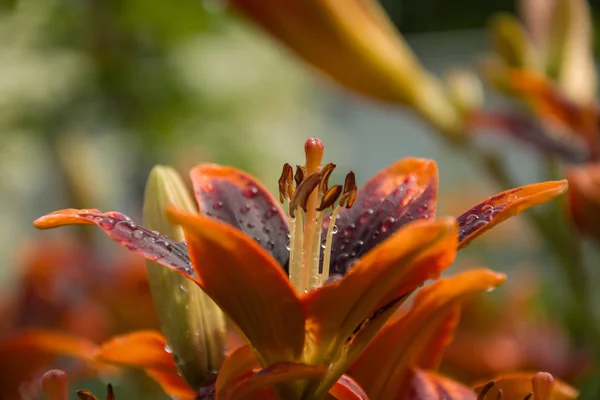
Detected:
[477,381,495,400]
[289,173,321,217]
[288,208,305,290]
[523,393,533,400]
[278,163,294,203]
[320,205,343,282]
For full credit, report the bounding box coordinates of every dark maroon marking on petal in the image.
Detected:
[324,177,437,276]
[191,168,290,271]
[195,382,216,400]
[456,194,508,244]
[80,211,196,279]
[471,111,590,163]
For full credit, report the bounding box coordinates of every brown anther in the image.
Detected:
[339,172,357,208]
[106,384,115,400]
[317,185,343,211]
[523,393,533,400]
[477,380,495,400]
[294,165,306,186]
[77,390,99,400]
[319,163,336,193]
[278,163,294,203]
[289,172,322,217]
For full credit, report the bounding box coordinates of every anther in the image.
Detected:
[294,165,305,186]
[477,381,495,400]
[317,185,343,211]
[289,173,322,217]
[319,163,337,193]
[278,163,294,203]
[523,393,533,400]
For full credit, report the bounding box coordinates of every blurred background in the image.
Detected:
[1,0,599,398]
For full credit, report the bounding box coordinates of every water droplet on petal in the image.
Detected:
[359,209,374,224]
[243,185,259,199]
[321,238,327,249]
[473,220,488,230]
[98,218,115,230]
[263,226,271,234]
[266,240,275,250]
[285,239,291,251]
[246,222,255,229]
[179,284,188,293]
[507,194,518,202]
[240,205,251,214]
[164,344,173,354]
[381,216,396,232]
[481,204,494,214]
[332,225,339,234]
[465,214,479,224]
[212,201,224,210]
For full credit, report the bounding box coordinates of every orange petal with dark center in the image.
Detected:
[327,158,438,275]
[457,180,568,247]
[473,372,579,400]
[221,362,328,400]
[95,331,178,372]
[167,208,305,366]
[33,209,199,285]
[190,164,290,270]
[404,369,476,400]
[348,269,505,399]
[304,218,458,396]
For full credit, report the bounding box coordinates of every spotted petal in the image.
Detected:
[304,218,458,397]
[167,208,305,367]
[404,369,476,400]
[190,164,290,270]
[473,372,579,400]
[457,180,568,247]
[33,209,198,283]
[326,158,438,275]
[349,269,505,399]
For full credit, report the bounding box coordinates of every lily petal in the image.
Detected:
[327,158,438,275]
[33,209,198,283]
[221,362,328,400]
[95,331,196,400]
[473,372,579,400]
[457,180,568,247]
[304,218,457,395]
[190,164,290,270]
[95,331,178,372]
[167,208,305,366]
[216,346,260,397]
[328,375,370,400]
[349,269,505,399]
[405,369,476,400]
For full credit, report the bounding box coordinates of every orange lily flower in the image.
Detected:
[474,0,598,161]
[33,138,567,399]
[228,1,466,137]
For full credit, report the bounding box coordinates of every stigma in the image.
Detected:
[278,138,357,293]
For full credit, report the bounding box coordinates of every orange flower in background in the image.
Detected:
[0,238,158,400]
[32,138,568,399]
[443,268,588,383]
[567,163,600,245]
[473,0,599,161]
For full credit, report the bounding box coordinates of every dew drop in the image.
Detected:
[285,239,291,250]
[243,185,259,199]
[507,194,518,202]
[342,223,356,237]
[98,218,115,230]
[321,238,327,249]
[332,225,339,234]
[212,201,224,210]
[481,204,494,214]
[246,222,255,229]
[465,214,479,224]
[240,205,251,214]
[359,209,374,224]
[266,240,275,250]
[473,220,488,230]
[381,216,396,232]
[164,344,173,354]
[179,284,188,293]
[265,206,278,219]
[263,226,271,234]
